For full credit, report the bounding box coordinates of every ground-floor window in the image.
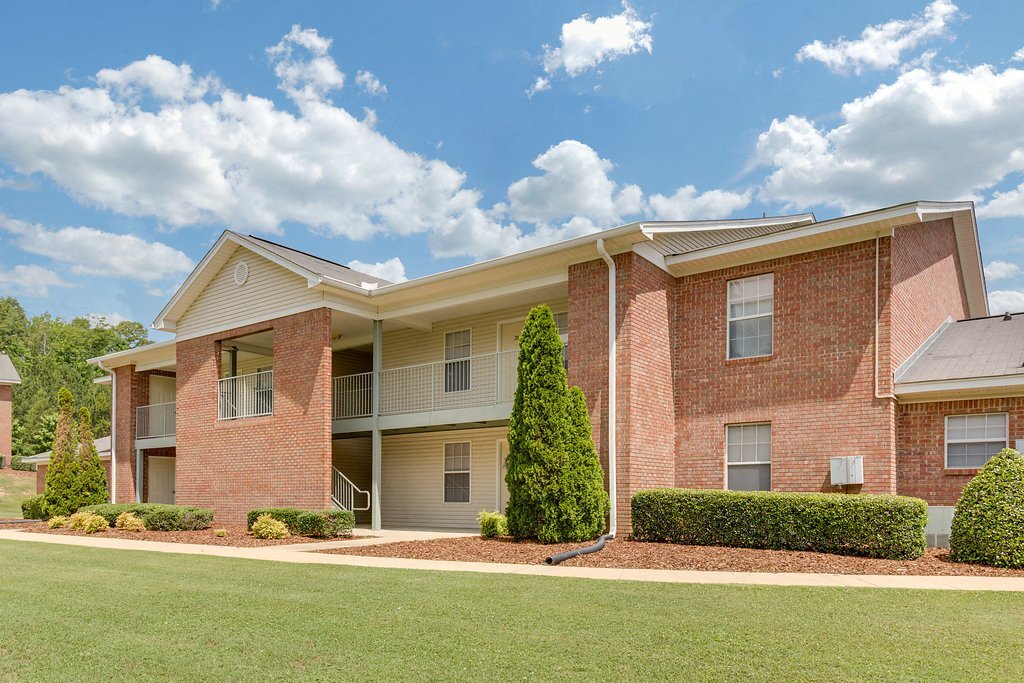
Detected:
[726,422,771,491]
[443,442,471,503]
[945,413,1008,469]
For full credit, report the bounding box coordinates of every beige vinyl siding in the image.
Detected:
[177,247,323,337]
[380,427,505,530]
[332,437,372,526]
[381,299,568,369]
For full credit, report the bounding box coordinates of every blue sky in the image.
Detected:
[2,0,1024,339]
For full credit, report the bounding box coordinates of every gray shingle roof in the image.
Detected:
[0,353,21,384]
[897,314,1024,383]
[244,234,393,288]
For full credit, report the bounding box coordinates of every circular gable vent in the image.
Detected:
[233,261,249,286]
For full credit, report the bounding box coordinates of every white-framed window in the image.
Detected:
[945,413,1008,469]
[443,442,471,503]
[444,329,472,393]
[727,273,774,359]
[726,423,771,491]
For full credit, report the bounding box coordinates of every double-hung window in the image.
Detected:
[444,329,471,393]
[945,414,1008,469]
[443,442,471,503]
[726,423,771,491]
[727,273,774,359]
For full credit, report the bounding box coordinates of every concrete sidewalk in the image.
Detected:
[3,529,1024,592]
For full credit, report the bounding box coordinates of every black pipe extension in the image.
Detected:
[544,534,614,566]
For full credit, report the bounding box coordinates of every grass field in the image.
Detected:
[0,469,35,518]
[2,541,1024,681]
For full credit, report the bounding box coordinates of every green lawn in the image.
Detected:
[0,469,36,518]
[2,542,1023,681]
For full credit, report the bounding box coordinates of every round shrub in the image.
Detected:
[214,529,227,538]
[115,512,145,532]
[47,516,68,529]
[21,495,47,520]
[949,448,1024,568]
[67,511,109,534]
[478,511,508,538]
[251,514,289,539]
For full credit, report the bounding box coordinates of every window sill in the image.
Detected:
[944,468,982,476]
[725,354,773,366]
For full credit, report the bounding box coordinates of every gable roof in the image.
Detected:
[0,353,21,385]
[246,235,392,289]
[898,313,1024,384]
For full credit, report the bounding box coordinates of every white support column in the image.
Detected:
[135,448,143,503]
[371,319,383,531]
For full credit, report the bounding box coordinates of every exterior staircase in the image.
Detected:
[331,466,370,511]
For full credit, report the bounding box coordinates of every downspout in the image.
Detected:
[109,366,116,503]
[875,234,896,401]
[595,238,617,539]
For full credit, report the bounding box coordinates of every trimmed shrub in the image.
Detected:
[11,456,36,472]
[74,408,109,508]
[115,512,145,532]
[214,529,227,538]
[632,488,928,560]
[247,508,355,538]
[47,516,68,529]
[21,494,46,520]
[506,305,609,543]
[478,511,508,538]
[251,514,289,539]
[79,503,213,531]
[949,448,1024,568]
[67,511,109,534]
[43,388,81,517]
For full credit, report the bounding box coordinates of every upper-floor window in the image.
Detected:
[727,273,774,359]
[946,413,1008,469]
[444,329,472,393]
[726,423,771,491]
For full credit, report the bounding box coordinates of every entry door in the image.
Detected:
[148,457,176,504]
[498,439,510,513]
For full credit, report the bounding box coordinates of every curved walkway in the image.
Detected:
[2,529,1023,592]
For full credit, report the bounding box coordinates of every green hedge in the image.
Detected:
[11,456,36,472]
[79,503,213,531]
[949,449,1024,568]
[632,488,928,560]
[247,508,355,538]
[21,495,46,520]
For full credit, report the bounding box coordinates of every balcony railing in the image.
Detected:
[137,401,176,439]
[332,350,518,420]
[218,369,274,420]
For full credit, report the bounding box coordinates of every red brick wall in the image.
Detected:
[175,308,333,523]
[0,384,11,467]
[674,240,898,495]
[568,259,610,477]
[111,367,175,503]
[890,218,968,369]
[897,398,1024,505]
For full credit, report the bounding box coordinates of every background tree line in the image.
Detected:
[0,296,149,457]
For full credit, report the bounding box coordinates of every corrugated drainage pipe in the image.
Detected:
[545,534,614,566]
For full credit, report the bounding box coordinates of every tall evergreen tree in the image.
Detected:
[42,387,80,517]
[75,407,109,507]
[505,305,609,542]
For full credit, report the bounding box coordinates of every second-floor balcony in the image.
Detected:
[136,401,176,443]
[218,369,274,420]
[332,350,518,424]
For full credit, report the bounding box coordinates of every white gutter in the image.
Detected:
[595,238,617,538]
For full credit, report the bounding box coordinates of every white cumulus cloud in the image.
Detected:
[530,1,652,94]
[355,70,387,96]
[989,290,1024,314]
[0,213,194,282]
[648,186,753,221]
[0,264,73,297]
[347,257,406,283]
[755,63,1024,216]
[984,261,1022,282]
[1013,48,1024,62]
[797,1,961,74]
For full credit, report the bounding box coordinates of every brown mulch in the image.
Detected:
[323,536,1024,577]
[15,523,328,547]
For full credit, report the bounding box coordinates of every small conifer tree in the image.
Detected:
[75,407,109,507]
[42,388,81,517]
[505,305,609,542]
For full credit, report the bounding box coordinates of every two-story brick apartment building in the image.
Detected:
[90,200,1012,544]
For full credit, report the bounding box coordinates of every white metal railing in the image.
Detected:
[218,370,274,420]
[332,466,370,511]
[137,401,176,439]
[332,372,372,418]
[331,350,519,419]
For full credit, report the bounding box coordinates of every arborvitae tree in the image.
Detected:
[505,305,609,543]
[42,388,80,517]
[75,407,109,507]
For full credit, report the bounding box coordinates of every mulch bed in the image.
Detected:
[13,523,329,547]
[323,536,1024,577]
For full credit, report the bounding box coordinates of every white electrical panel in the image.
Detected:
[830,456,864,486]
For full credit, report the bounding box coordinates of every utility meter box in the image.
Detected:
[830,456,864,486]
